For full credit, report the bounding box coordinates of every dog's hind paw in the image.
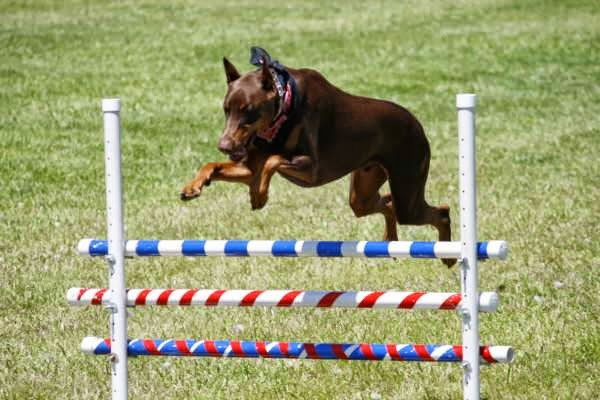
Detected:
[442,258,457,268]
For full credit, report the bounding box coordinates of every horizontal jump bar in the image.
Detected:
[78,239,508,260]
[81,337,514,363]
[67,288,499,312]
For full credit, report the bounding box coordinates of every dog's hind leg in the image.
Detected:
[386,164,455,267]
[349,163,398,241]
[422,204,453,265]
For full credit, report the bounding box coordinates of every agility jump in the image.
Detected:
[68,94,513,400]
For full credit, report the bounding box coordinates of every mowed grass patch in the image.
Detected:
[1,0,599,399]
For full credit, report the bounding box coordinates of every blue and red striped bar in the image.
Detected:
[78,239,508,260]
[81,337,514,363]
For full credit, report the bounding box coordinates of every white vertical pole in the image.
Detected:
[457,93,480,400]
[102,98,128,400]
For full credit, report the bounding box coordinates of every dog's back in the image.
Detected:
[286,67,430,183]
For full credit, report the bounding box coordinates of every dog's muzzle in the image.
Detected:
[218,138,247,162]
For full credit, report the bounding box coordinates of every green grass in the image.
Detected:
[1,0,599,398]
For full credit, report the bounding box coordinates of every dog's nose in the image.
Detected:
[218,138,233,154]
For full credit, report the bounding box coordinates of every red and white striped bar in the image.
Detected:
[81,337,514,363]
[67,288,499,312]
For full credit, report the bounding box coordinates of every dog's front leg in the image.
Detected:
[249,155,284,210]
[249,155,315,209]
[180,162,253,201]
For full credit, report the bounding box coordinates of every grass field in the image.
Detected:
[1,0,599,399]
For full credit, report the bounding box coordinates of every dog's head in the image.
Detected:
[218,57,278,162]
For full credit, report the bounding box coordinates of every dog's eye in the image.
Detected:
[223,106,230,115]
[241,108,260,124]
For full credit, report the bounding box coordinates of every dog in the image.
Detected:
[181,47,454,266]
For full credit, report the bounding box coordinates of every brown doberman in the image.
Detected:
[181,47,454,266]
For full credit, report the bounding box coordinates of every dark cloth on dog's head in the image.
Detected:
[250,47,287,73]
[249,46,293,99]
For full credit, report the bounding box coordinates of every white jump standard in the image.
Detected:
[69,94,513,400]
[100,98,128,400]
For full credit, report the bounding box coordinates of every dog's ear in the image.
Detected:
[223,57,240,84]
[260,57,273,91]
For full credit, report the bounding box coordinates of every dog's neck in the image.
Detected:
[249,47,298,146]
[256,67,296,142]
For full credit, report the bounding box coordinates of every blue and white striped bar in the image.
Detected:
[77,239,508,260]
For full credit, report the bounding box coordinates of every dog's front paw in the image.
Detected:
[180,180,205,201]
[250,191,268,210]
